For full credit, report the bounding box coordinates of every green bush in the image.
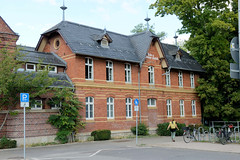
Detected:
[131,123,149,136]
[91,130,111,141]
[156,122,186,136]
[0,136,17,149]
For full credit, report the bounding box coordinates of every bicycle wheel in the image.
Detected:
[183,132,192,143]
[219,132,227,145]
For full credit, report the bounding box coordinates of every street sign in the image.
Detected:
[230,37,240,79]
[134,99,139,106]
[20,93,29,107]
[134,106,139,111]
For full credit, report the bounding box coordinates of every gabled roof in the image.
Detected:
[37,20,204,73]
[0,16,18,36]
[18,45,67,67]
[161,43,204,72]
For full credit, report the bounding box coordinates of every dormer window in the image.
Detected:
[101,38,109,48]
[175,53,181,61]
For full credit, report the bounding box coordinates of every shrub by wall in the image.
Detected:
[156,122,186,136]
[91,130,111,141]
[131,123,149,136]
[0,136,17,149]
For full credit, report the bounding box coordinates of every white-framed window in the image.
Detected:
[31,100,42,110]
[167,99,172,117]
[107,97,114,119]
[106,61,113,81]
[50,102,61,109]
[190,73,195,88]
[148,66,154,84]
[85,58,93,80]
[178,71,183,87]
[125,63,131,83]
[126,98,132,118]
[26,63,36,72]
[147,98,156,107]
[192,100,196,116]
[86,97,94,119]
[38,65,47,71]
[180,100,184,117]
[166,69,171,86]
[101,38,109,48]
[48,66,57,73]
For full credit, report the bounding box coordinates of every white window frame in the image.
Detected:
[31,100,42,110]
[147,98,156,107]
[48,66,57,73]
[178,71,183,87]
[86,97,94,120]
[125,63,131,83]
[106,61,113,81]
[167,99,172,117]
[38,65,47,71]
[190,73,195,88]
[85,58,93,80]
[180,100,184,117]
[126,98,132,118]
[101,38,109,48]
[192,100,196,116]
[107,97,114,119]
[166,69,171,86]
[148,66,154,84]
[51,102,61,109]
[26,63,36,72]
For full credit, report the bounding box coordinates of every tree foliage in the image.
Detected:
[48,88,85,143]
[150,0,240,121]
[131,23,167,41]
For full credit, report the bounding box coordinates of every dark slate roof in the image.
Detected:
[49,72,74,88]
[18,45,66,67]
[161,43,204,72]
[42,21,141,63]
[40,20,204,73]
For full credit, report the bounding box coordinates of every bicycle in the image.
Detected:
[182,127,199,143]
[216,124,233,145]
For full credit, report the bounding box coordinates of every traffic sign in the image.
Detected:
[20,93,29,107]
[134,99,139,106]
[134,106,139,111]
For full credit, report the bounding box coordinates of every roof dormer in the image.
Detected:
[175,50,182,61]
[92,28,113,48]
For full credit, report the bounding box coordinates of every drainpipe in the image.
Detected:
[138,63,142,123]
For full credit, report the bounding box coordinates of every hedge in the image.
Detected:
[91,130,111,141]
[131,123,149,136]
[0,136,17,149]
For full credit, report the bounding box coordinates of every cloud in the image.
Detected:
[33,0,57,5]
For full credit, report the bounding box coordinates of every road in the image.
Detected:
[1,136,240,160]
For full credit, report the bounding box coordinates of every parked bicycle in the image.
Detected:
[182,127,198,143]
[216,124,233,145]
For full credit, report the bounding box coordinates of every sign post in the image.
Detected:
[134,99,139,145]
[20,93,29,160]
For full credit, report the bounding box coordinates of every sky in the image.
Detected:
[0,0,189,47]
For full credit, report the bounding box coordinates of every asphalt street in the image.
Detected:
[1,136,240,160]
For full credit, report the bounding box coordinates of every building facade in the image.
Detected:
[0,17,204,144]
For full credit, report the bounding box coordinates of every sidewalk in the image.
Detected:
[123,136,240,154]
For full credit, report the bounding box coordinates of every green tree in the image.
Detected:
[150,0,240,121]
[131,23,167,41]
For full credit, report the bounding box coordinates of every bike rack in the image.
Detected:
[208,127,215,142]
[234,127,239,143]
[197,127,205,141]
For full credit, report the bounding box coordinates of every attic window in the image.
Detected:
[54,38,60,50]
[175,53,181,61]
[101,38,109,48]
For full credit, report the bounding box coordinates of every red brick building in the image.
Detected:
[36,21,204,135]
[0,16,204,144]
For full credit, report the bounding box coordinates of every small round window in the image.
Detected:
[54,38,60,49]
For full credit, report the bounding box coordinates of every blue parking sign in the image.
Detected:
[20,93,29,102]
